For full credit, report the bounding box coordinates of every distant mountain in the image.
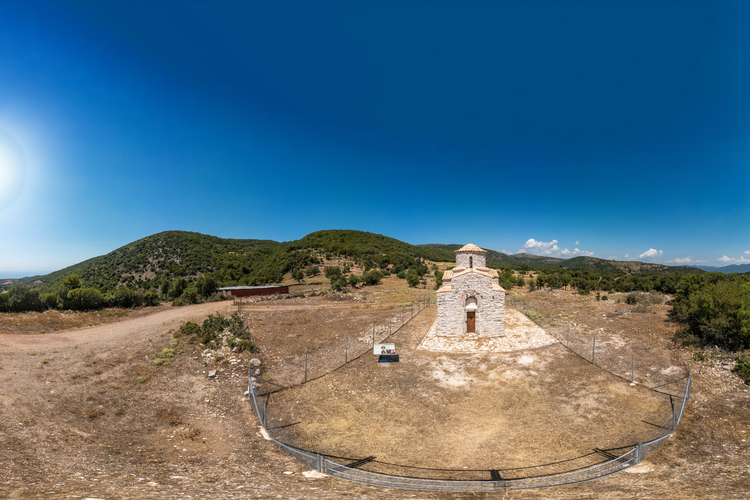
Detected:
[693,264,750,274]
[2,230,707,293]
[560,256,703,275]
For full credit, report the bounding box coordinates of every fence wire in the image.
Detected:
[247,295,690,492]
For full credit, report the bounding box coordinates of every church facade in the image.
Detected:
[435,244,505,337]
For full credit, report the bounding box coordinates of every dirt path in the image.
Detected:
[0,301,236,352]
[1,293,749,499]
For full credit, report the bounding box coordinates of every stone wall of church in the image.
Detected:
[455,252,486,269]
[435,271,505,336]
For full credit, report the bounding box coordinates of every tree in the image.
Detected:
[331,276,348,291]
[348,274,362,287]
[8,284,42,312]
[363,270,383,286]
[62,274,82,291]
[66,288,104,310]
[406,272,420,287]
[294,270,305,283]
[324,266,342,280]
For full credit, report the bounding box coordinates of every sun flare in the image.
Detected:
[0,133,27,211]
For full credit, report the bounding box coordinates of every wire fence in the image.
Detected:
[246,295,691,492]
[247,295,432,389]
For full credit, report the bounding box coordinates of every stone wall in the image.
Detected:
[455,251,486,269]
[436,270,505,337]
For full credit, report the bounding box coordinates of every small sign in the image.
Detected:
[374,343,396,355]
[378,354,399,363]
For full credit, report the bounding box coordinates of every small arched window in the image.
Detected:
[469,256,473,268]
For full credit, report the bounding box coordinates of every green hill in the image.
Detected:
[559,256,703,275]
[4,230,705,295]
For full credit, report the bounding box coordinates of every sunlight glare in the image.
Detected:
[0,132,27,212]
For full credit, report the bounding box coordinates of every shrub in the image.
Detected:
[178,321,201,336]
[41,292,62,310]
[734,355,750,384]
[7,285,42,312]
[108,287,144,308]
[179,286,200,305]
[406,272,420,288]
[143,290,160,307]
[674,280,750,350]
[66,288,104,311]
[363,270,383,286]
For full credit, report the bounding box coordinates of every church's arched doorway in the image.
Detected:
[465,296,478,333]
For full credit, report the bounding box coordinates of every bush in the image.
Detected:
[179,286,200,305]
[66,288,104,311]
[674,280,750,350]
[406,272,420,287]
[108,287,145,308]
[41,292,62,310]
[362,270,383,286]
[7,285,42,312]
[734,355,750,385]
[143,290,160,306]
[197,313,257,353]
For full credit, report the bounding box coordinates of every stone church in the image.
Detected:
[435,244,505,336]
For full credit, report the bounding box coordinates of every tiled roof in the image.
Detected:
[455,243,487,253]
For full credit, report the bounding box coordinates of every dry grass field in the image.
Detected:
[1,274,748,499]
[268,307,672,479]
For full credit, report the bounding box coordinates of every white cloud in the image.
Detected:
[717,253,750,264]
[624,253,630,259]
[520,239,594,258]
[575,240,580,245]
[639,248,663,259]
[521,239,559,255]
[669,257,694,264]
[563,248,594,257]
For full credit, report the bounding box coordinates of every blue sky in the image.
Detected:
[2,1,750,277]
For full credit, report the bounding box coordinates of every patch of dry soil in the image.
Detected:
[0,291,748,499]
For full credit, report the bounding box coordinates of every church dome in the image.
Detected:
[455,243,487,254]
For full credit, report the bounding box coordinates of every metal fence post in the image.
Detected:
[671,395,676,430]
[263,397,268,429]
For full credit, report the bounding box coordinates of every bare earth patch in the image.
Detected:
[0,283,749,499]
[418,308,558,353]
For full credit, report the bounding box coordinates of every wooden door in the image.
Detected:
[467,311,476,333]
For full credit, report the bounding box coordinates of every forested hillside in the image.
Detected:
[3,229,750,361]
